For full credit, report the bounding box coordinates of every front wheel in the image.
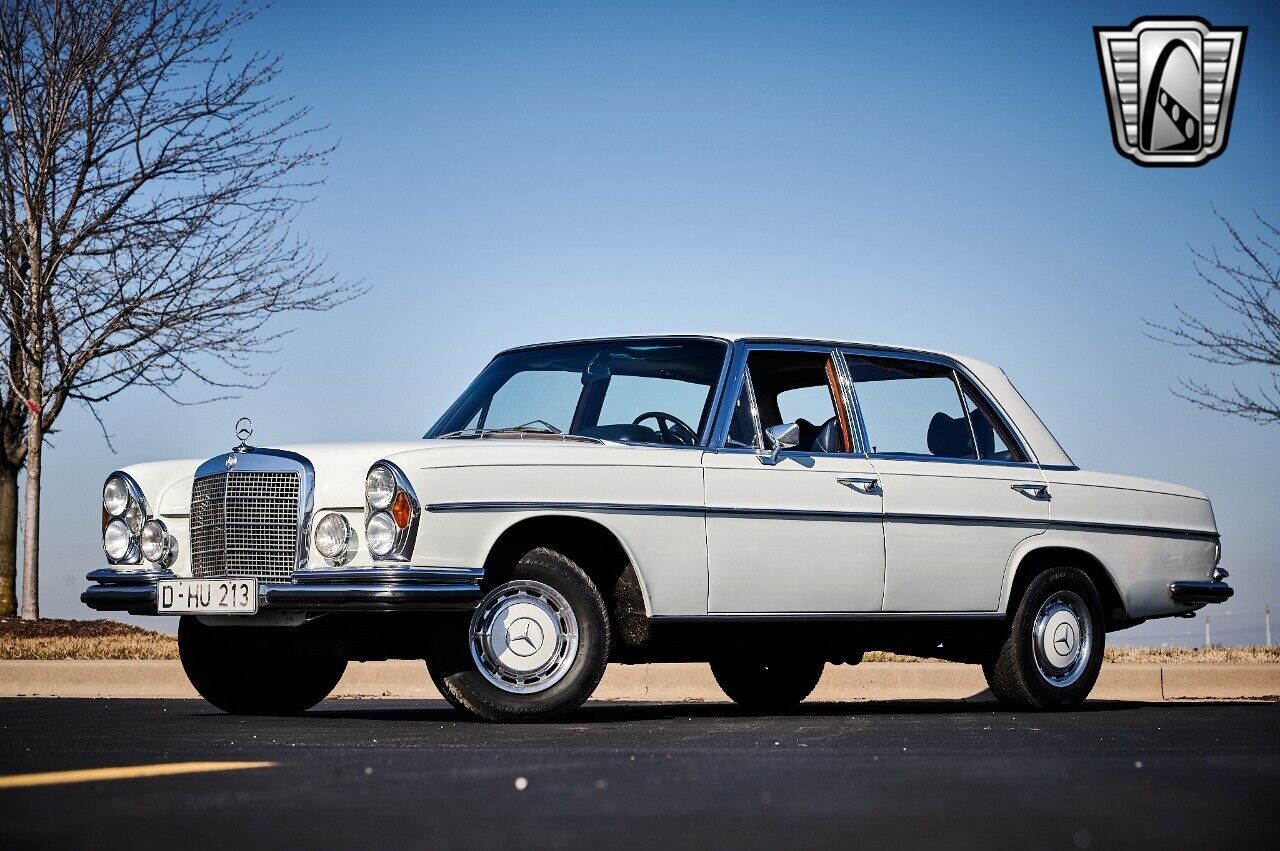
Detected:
[178,616,347,715]
[425,547,610,722]
[982,566,1105,710]
[710,656,825,711]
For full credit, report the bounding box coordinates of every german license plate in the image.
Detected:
[157,579,258,614]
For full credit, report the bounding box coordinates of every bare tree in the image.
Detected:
[0,0,364,618]
[1147,208,1280,425]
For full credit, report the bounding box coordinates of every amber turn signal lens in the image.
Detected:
[390,491,413,529]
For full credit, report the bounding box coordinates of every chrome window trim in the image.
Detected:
[831,348,868,455]
[192,447,316,574]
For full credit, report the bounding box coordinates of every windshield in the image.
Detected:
[427,339,729,446]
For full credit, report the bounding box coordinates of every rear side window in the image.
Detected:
[845,356,975,459]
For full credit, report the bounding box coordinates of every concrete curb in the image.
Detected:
[2,660,1277,702]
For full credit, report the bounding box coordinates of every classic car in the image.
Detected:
[84,334,1233,721]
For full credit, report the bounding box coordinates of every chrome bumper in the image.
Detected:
[81,566,485,615]
[1168,580,1234,605]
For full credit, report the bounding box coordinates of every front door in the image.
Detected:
[704,346,886,614]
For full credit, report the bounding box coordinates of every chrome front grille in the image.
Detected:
[190,470,302,580]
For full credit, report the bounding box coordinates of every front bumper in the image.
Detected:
[81,566,485,615]
[1168,580,1235,605]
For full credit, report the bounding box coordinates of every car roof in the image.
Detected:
[500,332,989,372]
[497,333,1077,467]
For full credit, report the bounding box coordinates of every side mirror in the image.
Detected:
[761,422,800,464]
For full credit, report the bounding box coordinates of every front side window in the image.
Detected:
[846,355,975,459]
[429,339,728,446]
[743,349,850,453]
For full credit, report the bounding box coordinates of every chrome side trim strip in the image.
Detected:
[425,500,1215,539]
[427,501,707,516]
[1050,519,1219,540]
[651,612,1006,622]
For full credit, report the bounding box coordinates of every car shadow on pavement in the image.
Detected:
[300,696,1196,724]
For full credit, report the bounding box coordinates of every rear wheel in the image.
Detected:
[983,566,1105,710]
[710,656,825,711]
[178,616,347,715]
[425,547,610,722]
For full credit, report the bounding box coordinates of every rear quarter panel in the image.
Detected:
[1009,470,1219,620]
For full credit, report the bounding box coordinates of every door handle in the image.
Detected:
[1012,483,1050,501]
[837,476,880,495]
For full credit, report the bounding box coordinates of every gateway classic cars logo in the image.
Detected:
[1094,17,1246,166]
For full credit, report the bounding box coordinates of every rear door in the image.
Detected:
[843,351,1049,612]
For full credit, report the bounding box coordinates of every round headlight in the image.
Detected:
[315,513,354,562]
[103,519,135,560]
[366,511,397,557]
[139,519,171,564]
[366,465,396,510]
[103,476,130,516]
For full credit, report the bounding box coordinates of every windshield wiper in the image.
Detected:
[435,420,603,443]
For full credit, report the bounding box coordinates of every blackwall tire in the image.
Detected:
[424,547,610,722]
[710,656,825,711]
[178,616,347,716]
[983,566,1105,711]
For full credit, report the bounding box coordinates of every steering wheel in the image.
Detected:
[632,411,698,446]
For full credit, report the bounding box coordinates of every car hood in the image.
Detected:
[120,437,658,516]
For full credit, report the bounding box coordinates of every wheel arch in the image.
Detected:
[1002,543,1129,629]
[481,513,653,646]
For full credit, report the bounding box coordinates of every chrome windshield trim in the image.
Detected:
[426,336,734,448]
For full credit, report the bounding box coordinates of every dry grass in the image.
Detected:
[0,617,177,660]
[1101,645,1280,664]
[861,647,1280,663]
[2,618,1278,663]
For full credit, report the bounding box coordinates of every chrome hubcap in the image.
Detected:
[470,580,578,694]
[1032,590,1092,687]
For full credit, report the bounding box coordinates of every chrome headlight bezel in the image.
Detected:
[102,472,149,566]
[363,462,420,562]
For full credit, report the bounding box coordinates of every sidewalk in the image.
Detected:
[3,660,1278,701]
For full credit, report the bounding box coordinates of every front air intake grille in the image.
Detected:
[190,471,302,580]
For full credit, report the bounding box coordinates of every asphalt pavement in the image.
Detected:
[0,697,1275,849]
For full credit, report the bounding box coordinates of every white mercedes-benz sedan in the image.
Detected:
[84,334,1232,720]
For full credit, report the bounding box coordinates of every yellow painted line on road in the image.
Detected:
[0,761,276,790]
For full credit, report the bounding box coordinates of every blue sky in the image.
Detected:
[29,1,1280,645]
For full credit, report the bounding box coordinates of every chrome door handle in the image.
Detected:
[1012,483,1050,501]
[837,476,880,495]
